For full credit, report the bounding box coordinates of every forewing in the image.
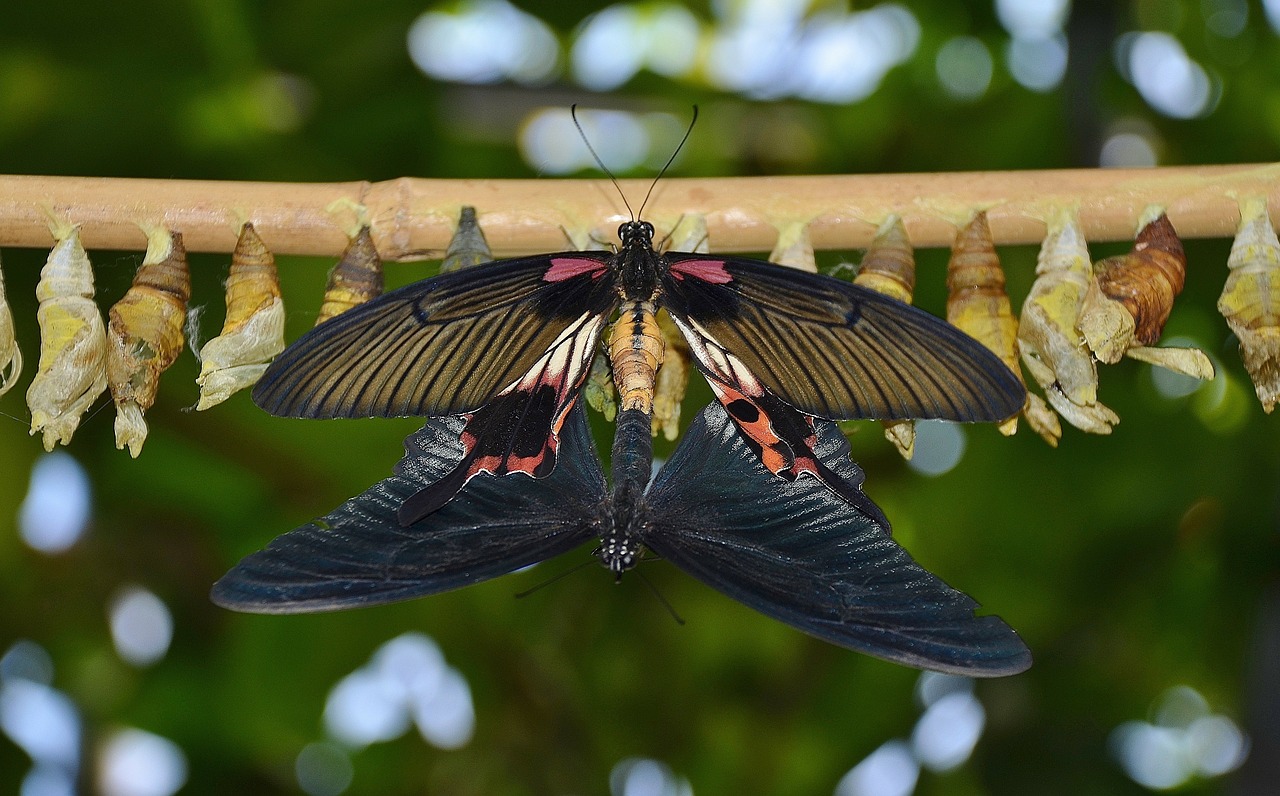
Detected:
[211,405,606,613]
[252,253,617,418]
[661,255,1025,422]
[643,401,1031,676]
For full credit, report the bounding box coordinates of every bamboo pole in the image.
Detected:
[0,164,1276,260]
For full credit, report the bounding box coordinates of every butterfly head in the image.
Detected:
[618,221,655,251]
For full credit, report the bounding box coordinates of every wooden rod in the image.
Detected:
[0,164,1275,260]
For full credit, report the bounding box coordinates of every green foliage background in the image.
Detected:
[0,1,1277,794]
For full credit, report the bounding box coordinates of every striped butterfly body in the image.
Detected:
[252,219,1027,523]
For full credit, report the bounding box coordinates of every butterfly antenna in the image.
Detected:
[634,567,685,626]
[513,557,597,599]
[636,105,698,221]
[571,104,635,221]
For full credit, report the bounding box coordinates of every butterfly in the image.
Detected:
[251,218,1027,523]
[213,398,1032,677]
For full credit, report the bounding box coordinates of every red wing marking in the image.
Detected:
[546,256,610,282]
[705,378,806,480]
[668,258,733,284]
[706,375,869,511]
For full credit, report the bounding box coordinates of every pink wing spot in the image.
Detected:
[546,257,608,282]
[670,259,733,284]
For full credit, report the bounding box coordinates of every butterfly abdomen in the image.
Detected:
[609,300,665,413]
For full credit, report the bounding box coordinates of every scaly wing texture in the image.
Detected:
[661,255,1026,422]
[396,306,608,524]
[643,401,1031,676]
[252,254,618,418]
[211,405,606,613]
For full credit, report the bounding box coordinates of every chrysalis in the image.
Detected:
[107,226,191,456]
[853,216,918,458]
[944,212,1060,444]
[195,222,286,410]
[314,226,382,326]
[854,216,915,303]
[440,206,492,274]
[1018,210,1117,436]
[769,221,818,274]
[583,354,617,422]
[1219,198,1280,412]
[0,254,21,398]
[1078,209,1213,379]
[946,212,1023,436]
[27,218,109,450]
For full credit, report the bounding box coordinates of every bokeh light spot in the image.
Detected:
[18,452,91,554]
[1191,372,1251,434]
[295,741,354,796]
[911,690,986,772]
[1266,0,1280,33]
[1122,32,1213,118]
[995,0,1070,38]
[0,679,80,769]
[907,421,966,477]
[835,740,919,796]
[412,666,475,749]
[915,670,972,708]
[97,728,188,796]
[324,668,411,748]
[644,5,702,77]
[1110,685,1249,789]
[609,757,692,796]
[108,586,174,668]
[324,633,476,752]
[1006,34,1068,91]
[519,107,653,174]
[1203,0,1249,38]
[407,0,559,85]
[1,640,55,686]
[936,36,994,101]
[572,6,645,91]
[1100,132,1158,168]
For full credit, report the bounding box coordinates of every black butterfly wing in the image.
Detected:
[252,253,618,418]
[642,401,1031,676]
[211,404,606,613]
[660,254,1025,422]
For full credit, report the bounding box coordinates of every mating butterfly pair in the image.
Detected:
[213,219,1032,677]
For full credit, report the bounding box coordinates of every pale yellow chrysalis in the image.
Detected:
[1219,198,1280,412]
[27,219,109,449]
[1018,210,1117,437]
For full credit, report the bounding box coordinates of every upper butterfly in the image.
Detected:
[252,219,1026,520]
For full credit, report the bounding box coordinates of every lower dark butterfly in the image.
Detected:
[213,398,1031,676]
